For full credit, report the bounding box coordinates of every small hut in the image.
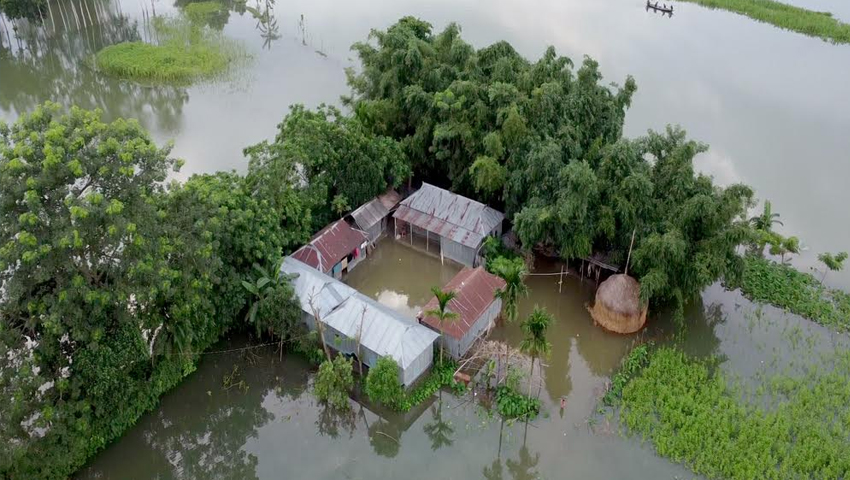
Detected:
[588,274,647,334]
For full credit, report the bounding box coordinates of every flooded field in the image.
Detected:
[77,239,846,479]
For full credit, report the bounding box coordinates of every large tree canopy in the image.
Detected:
[244,104,410,230]
[0,104,306,478]
[346,17,754,313]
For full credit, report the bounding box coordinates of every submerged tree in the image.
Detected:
[424,286,459,365]
[491,256,528,383]
[314,355,355,410]
[519,307,552,398]
[817,251,848,283]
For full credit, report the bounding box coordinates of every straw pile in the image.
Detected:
[589,274,647,334]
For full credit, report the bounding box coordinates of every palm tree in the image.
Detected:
[749,200,783,232]
[424,286,459,365]
[519,306,552,398]
[491,257,529,384]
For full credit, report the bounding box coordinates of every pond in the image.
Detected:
[75,239,846,479]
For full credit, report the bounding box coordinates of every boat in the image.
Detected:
[646,0,674,14]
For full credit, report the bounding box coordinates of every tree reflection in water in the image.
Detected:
[0,1,188,135]
[246,0,279,49]
[422,398,454,450]
[315,402,357,439]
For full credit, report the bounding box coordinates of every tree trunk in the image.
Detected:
[527,356,535,397]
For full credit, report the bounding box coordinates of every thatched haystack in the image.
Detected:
[589,274,647,334]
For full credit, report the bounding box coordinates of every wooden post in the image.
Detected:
[426,230,429,252]
[559,265,564,293]
[625,228,636,276]
[409,223,413,245]
[580,259,585,284]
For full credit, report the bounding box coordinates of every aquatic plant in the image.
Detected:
[738,256,850,332]
[183,1,228,26]
[94,16,247,84]
[619,347,850,479]
[494,386,540,420]
[602,342,651,406]
[314,356,355,410]
[680,0,850,44]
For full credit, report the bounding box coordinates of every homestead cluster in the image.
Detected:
[281,183,506,386]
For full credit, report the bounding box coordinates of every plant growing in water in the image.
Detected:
[817,251,848,283]
[314,355,355,410]
[519,306,552,398]
[365,356,405,409]
[424,286,459,365]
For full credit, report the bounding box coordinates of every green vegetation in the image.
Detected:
[0,103,314,478]
[519,306,552,397]
[314,356,355,410]
[94,16,246,84]
[618,346,850,479]
[680,0,850,44]
[0,0,45,19]
[184,1,229,27]
[244,104,410,231]
[601,343,651,406]
[346,18,755,316]
[494,386,540,420]
[818,251,848,283]
[364,357,464,412]
[423,287,459,365]
[739,256,850,332]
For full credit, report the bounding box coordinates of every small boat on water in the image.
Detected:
[646,0,674,14]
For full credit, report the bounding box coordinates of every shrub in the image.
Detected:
[365,357,405,409]
[494,386,540,420]
[314,356,355,410]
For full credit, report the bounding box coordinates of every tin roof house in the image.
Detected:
[292,219,369,279]
[393,183,504,267]
[419,267,506,360]
[281,257,439,386]
[347,189,402,245]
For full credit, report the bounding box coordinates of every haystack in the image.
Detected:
[589,274,647,334]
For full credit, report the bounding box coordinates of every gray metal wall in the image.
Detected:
[440,237,476,267]
[437,297,502,360]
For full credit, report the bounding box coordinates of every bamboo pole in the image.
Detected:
[57,1,69,32]
[625,228,636,276]
[559,265,563,293]
[46,1,56,34]
[83,0,95,28]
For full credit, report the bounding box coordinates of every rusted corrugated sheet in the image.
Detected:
[377,189,401,211]
[393,183,504,248]
[292,220,368,273]
[350,198,389,230]
[419,267,506,340]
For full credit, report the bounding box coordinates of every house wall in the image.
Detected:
[457,298,502,358]
[440,237,476,267]
[402,344,434,386]
[299,309,432,387]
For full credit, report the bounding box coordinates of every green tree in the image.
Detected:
[519,307,552,397]
[0,0,45,19]
[749,200,783,232]
[365,356,404,408]
[424,286,459,365]
[241,258,301,349]
[314,355,355,410]
[491,256,529,383]
[768,235,800,264]
[817,251,848,283]
[244,104,410,230]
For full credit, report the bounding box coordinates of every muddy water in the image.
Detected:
[77,239,846,479]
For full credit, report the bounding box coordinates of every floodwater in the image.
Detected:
[76,239,847,479]
[1,0,848,477]
[1,0,849,287]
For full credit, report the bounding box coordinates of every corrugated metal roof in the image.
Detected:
[419,267,506,340]
[281,257,439,369]
[281,257,357,318]
[291,220,368,273]
[393,183,504,248]
[350,190,401,230]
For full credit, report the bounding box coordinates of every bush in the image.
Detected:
[314,356,355,410]
[365,357,405,409]
[494,386,540,420]
[602,342,651,406]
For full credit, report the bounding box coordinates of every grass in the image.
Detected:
[94,16,247,84]
[617,346,850,479]
[681,0,850,44]
[738,256,850,332]
[395,360,466,412]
